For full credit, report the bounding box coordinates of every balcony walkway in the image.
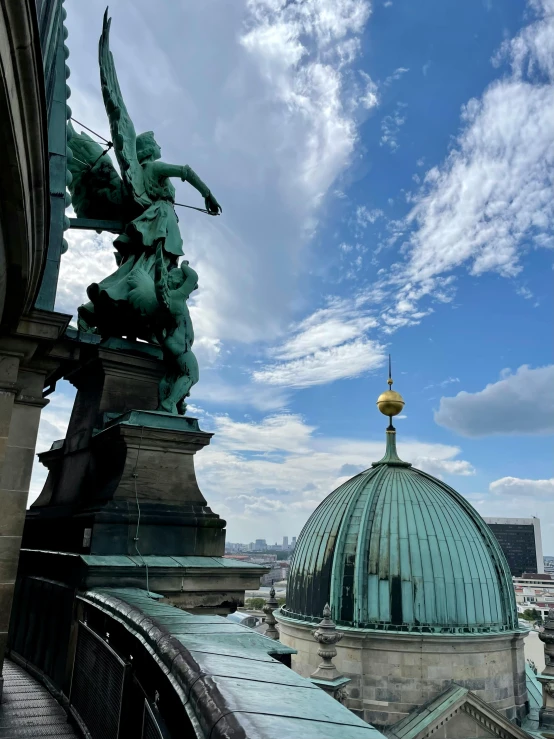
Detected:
[0,660,77,738]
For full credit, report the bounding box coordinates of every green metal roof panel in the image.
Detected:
[195,674,381,729]
[526,664,543,712]
[177,632,295,659]
[168,623,249,635]
[81,555,138,566]
[522,663,542,735]
[80,555,266,569]
[284,430,518,633]
[228,715,381,739]
[389,685,468,739]
[79,588,384,739]
[192,652,320,688]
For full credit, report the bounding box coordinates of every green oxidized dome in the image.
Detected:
[283,428,518,634]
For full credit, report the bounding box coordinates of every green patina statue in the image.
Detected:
[126,244,199,414]
[67,10,221,415]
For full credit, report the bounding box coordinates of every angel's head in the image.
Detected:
[168,268,185,290]
[136,131,161,163]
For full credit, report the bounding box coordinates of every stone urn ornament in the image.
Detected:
[311,603,343,681]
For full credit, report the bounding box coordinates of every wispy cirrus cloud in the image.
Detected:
[358,0,554,332]
[252,297,386,388]
[380,101,407,151]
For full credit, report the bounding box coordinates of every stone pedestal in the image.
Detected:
[24,339,226,559]
[538,677,554,731]
[310,676,351,704]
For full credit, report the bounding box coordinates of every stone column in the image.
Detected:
[0,309,70,698]
[539,607,554,730]
[310,604,350,703]
[0,361,48,698]
[263,585,279,640]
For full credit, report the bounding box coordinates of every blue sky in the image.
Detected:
[32,0,553,548]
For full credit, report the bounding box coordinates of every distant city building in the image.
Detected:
[283,536,288,549]
[261,563,288,587]
[291,536,297,547]
[484,517,544,576]
[254,538,267,550]
[513,573,554,616]
[544,556,554,573]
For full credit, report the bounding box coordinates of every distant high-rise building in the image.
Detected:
[254,538,267,551]
[291,536,297,548]
[283,536,288,549]
[483,517,544,576]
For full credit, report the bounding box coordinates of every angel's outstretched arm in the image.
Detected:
[151,161,222,214]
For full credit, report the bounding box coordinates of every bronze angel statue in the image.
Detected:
[67,10,220,414]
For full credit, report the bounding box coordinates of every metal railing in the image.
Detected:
[142,699,171,739]
[69,622,128,739]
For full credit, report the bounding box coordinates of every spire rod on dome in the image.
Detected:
[376,355,404,429]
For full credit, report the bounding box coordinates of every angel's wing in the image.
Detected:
[67,121,125,220]
[128,267,158,316]
[99,10,151,210]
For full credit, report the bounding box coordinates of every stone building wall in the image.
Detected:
[276,613,528,729]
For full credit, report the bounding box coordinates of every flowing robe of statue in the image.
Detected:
[66,10,221,414]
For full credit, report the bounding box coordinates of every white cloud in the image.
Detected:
[434,364,554,437]
[252,297,386,387]
[29,385,76,506]
[355,205,384,229]
[359,70,379,109]
[411,456,474,477]
[193,375,290,411]
[253,337,385,387]
[213,413,314,453]
[240,0,372,207]
[368,0,554,330]
[56,230,116,320]
[424,377,460,390]
[489,476,554,498]
[383,67,410,87]
[466,474,554,548]
[195,412,476,540]
[272,300,378,360]
[384,66,409,86]
[380,102,407,150]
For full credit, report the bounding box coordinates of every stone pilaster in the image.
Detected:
[0,309,70,698]
[539,607,554,730]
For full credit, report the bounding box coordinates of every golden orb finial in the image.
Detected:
[377,355,405,418]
